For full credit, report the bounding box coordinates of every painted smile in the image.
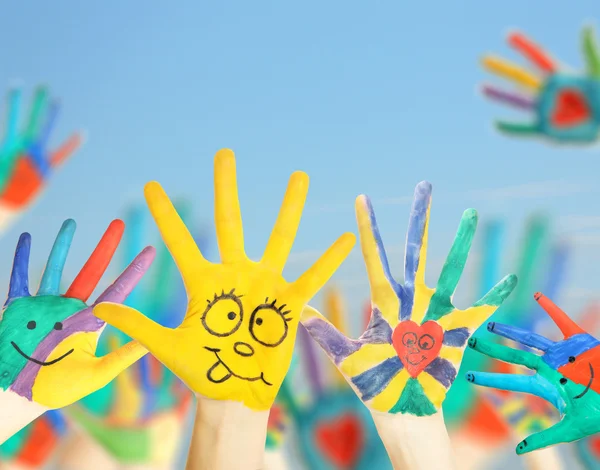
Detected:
[574,362,594,399]
[406,355,427,366]
[204,347,272,386]
[11,342,74,366]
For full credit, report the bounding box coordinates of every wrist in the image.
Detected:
[370,409,456,470]
[187,395,269,470]
[0,390,46,445]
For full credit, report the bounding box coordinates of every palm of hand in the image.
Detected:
[0,219,152,409]
[481,28,600,144]
[93,149,355,411]
[303,182,516,416]
[467,294,600,455]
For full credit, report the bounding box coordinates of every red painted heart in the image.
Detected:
[392,320,443,377]
[315,414,364,467]
[551,89,590,128]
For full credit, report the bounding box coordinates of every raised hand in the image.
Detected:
[481,27,600,144]
[0,86,82,211]
[467,336,600,454]
[93,149,355,411]
[0,218,154,409]
[278,288,391,470]
[302,182,517,416]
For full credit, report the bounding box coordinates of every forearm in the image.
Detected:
[371,410,456,470]
[186,395,270,470]
[0,390,46,445]
[263,448,289,470]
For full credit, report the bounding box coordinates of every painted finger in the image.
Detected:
[49,132,83,167]
[145,181,209,284]
[534,292,584,338]
[38,219,76,295]
[355,195,401,310]
[481,85,536,110]
[65,219,124,302]
[214,149,245,263]
[468,336,541,370]
[583,26,600,78]
[516,420,570,455]
[261,171,309,273]
[488,322,553,352]
[23,87,49,144]
[437,209,478,298]
[495,120,540,136]
[4,88,21,147]
[481,56,541,89]
[7,232,32,304]
[466,371,562,410]
[93,246,156,306]
[508,32,556,73]
[92,339,148,395]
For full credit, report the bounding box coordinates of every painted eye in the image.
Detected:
[419,334,435,350]
[201,293,243,337]
[54,322,63,330]
[402,332,418,347]
[27,321,36,330]
[568,356,576,363]
[560,378,568,385]
[249,303,289,347]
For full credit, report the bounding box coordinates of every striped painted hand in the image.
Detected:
[302,182,517,416]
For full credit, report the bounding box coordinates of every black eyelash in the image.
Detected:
[264,297,293,320]
[206,288,243,305]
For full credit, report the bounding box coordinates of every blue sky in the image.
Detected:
[0,1,599,337]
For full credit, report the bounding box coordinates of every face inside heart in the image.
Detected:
[392,321,443,377]
[314,414,363,467]
[551,88,591,128]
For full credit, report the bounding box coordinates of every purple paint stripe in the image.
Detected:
[10,247,156,400]
[299,325,325,395]
[424,357,456,389]
[11,307,104,399]
[303,317,361,365]
[482,85,535,110]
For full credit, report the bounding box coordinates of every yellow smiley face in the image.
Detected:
[94,149,356,411]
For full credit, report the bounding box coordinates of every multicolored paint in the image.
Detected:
[467,335,600,454]
[0,86,82,209]
[302,182,516,416]
[444,216,568,427]
[0,411,66,466]
[94,149,355,411]
[481,27,600,144]
[0,218,153,409]
[279,287,391,469]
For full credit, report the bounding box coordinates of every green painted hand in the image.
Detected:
[467,337,600,454]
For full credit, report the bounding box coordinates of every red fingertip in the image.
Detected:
[50,132,83,167]
[65,219,125,302]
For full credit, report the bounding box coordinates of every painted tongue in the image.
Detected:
[207,361,232,382]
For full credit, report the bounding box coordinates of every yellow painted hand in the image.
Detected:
[94,149,355,410]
